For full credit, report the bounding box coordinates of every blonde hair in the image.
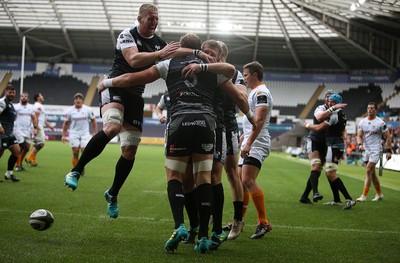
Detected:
[217,41,228,58]
[138,3,158,16]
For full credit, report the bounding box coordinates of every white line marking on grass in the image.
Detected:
[278,155,400,191]
[273,224,400,235]
[3,209,399,235]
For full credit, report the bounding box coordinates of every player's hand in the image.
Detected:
[182,63,201,78]
[386,152,392,160]
[158,115,167,124]
[62,136,68,143]
[159,41,181,59]
[50,126,55,132]
[98,75,108,93]
[304,121,310,129]
[240,144,251,159]
[198,52,217,63]
[358,145,365,152]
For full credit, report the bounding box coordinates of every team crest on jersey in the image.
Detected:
[155,45,161,51]
[256,94,268,104]
[137,39,142,46]
[183,75,197,88]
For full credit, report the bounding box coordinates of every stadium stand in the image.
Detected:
[9,73,89,105]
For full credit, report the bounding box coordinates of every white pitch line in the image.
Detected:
[3,209,399,235]
[278,155,400,191]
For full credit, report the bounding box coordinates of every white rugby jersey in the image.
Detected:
[242,83,273,140]
[358,116,388,151]
[64,105,95,136]
[116,27,137,50]
[33,102,47,128]
[14,103,35,131]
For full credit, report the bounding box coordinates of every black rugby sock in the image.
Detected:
[333,177,352,200]
[310,170,321,195]
[72,130,111,173]
[301,178,312,199]
[233,201,244,221]
[197,183,213,239]
[7,154,17,171]
[167,179,185,229]
[212,183,224,234]
[109,156,135,196]
[328,178,341,202]
[184,189,199,229]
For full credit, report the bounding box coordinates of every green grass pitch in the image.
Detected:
[1,141,399,262]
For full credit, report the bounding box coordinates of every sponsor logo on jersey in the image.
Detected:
[179,90,199,97]
[131,120,142,126]
[256,94,268,104]
[112,96,122,101]
[119,39,133,44]
[201,143,214,151]
[181,120,206,127]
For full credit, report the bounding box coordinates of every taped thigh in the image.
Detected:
[102,108,123,125]
[325,162,338,172]
[193,159,213,173]
[310,158,321,166]
[165,158,187,174]
[119,130,142,147]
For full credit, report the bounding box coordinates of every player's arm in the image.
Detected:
[98,67,161,92]
[172,48,216,63]
[241,105,269,158]
[45,120,54,131]
[0,100,5,134]
[31,113,38,135]
[181,62,235,79]
[90,117,98,136]
[316,103,347,122]
[155,97,167,124]
[356,128,365,151]
[122,42,180,68]
[305,121,330,132]
[383,129,393,159]
[61,120,70,142]
[220,81,254,126]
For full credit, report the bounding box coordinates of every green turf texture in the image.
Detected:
[1,141,399,262]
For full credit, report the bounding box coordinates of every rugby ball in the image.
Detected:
[29,209,54,231]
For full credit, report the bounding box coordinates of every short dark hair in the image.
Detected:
[5,83,15,91]
[243,61,264,81]
[368,102,378,109]
[33,93,41,102]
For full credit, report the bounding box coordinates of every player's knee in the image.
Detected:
[34,143,44,151]
[119,131,141,147]
[165,159,187,174]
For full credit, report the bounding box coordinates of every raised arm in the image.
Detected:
[304,121,330,132]
[98,67,161,92]
[181,62,235,79]
[316,103,347,122]
[122,41,180,68]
